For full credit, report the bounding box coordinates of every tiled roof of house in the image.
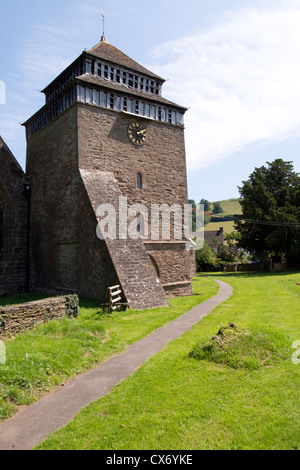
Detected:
[204,228,224,246]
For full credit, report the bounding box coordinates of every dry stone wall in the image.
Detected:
[0,295,79,339]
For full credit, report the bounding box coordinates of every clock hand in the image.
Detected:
[137,130,146,135]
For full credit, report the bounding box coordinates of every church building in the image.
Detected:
[0,35,195,310]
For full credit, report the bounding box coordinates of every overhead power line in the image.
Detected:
[189,207,300,227]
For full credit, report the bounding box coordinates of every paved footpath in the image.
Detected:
[0,280,232,450]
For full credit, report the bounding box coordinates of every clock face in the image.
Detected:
[128,122,146,146]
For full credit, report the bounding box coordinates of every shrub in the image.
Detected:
[196,241,219,272]
[65,294,79,318]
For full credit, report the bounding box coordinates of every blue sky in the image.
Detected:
[1,0,300,202]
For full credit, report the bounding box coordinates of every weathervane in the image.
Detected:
[100,11,107,42]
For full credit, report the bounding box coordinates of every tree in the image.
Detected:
[213,236,240,263]
[235,159,300,263]
[195,241,218,272]
[213,201,223,214]
[224,231,241,246]
[199,199,212,226]
[200,199,211,212]
[188,199,196,232]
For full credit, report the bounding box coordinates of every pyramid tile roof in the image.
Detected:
[86,40,165,82]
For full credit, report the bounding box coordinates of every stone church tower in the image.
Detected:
[22,36,194,309]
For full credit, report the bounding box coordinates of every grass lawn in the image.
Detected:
[0,277,218,422]
[35,270,300,450]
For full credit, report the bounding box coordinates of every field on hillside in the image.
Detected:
[205,220,236,233]
[211,198,242,217]
[205,198,242,234]
[36,271,300,450]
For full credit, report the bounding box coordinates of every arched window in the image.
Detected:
[137,172,143,190]
[0,205,4,260]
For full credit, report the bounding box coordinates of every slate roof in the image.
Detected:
[42,38,165,95]
[204,228,224,246]
[0,136,24,174]
[86,40,165,81]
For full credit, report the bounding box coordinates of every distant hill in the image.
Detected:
[212,198,242,217]
[205,198,242,234]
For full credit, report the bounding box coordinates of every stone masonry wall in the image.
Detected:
[0,296,78,339]
[80,169,169,309]
[26,107,80,294]
[26,106,124,302]
[0,138,28,294]
[77,174,120,301]
[25,102,193,302]
[77,104,189,209]
[77,104,193,296]
[146,241,194,297]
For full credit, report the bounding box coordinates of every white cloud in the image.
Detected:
[150,2,300,170]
